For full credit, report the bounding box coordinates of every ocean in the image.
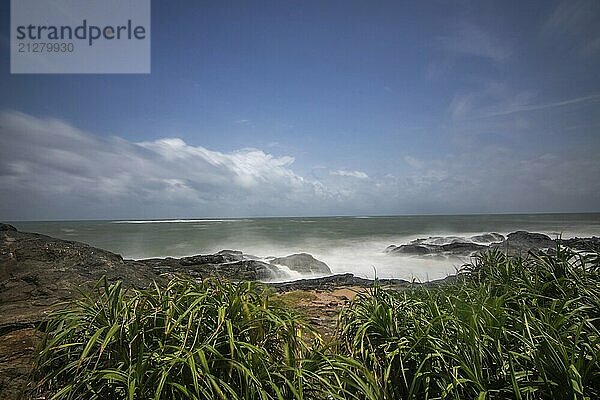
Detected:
[10,213,600,282]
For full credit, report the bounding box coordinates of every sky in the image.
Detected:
[1,0,600,220]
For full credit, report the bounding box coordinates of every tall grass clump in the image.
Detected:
[338,246,600,399]
[34,278,379,400]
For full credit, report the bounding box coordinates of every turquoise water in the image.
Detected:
[10,214,600,281]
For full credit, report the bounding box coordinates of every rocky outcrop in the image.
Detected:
[470,233,504,243]
[558,236,600,251]
[0,226,333,399]
[0,226,333,331]
[270,273,408,292]
[386,242,487,256]
[387,230,599,257]
[0,228,161,330]
[0,223,17,232]
[270,253,332,275]
[494,231,554,251]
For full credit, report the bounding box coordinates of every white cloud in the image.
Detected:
[0,110,598,219]
[330,169,369,179]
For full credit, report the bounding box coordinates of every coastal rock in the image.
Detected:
[0,223,17,232]
[439,242,488,255]
[216,250,244,261]
[494,231,554,251]
[387,244,432,255]
[470,233,504,243]
[386,231,562,257]
[184,259,287,281]
[0,226,162,329]
[386,242,486,256]
[270,273,408,292]
[270,253,331,275]
[558,237,600,251]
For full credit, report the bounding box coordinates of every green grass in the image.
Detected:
[338,246,600,399]
[34,246,600,399]
[33,278,379,400]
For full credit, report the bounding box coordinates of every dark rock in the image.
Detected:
[470,233,504,243]
[216,249,244,261]
[270,253,331,275]
[439,242,488,255]
[388,244,433,255]
[180,254,229,265]
[0,229,162,330]
[387,242,485,256]
[270,273,409,292]
[384,244,398,253]
[0,223,17,232]
[185,259,287,281]
[493,231,554,252]
[557,237,600,252]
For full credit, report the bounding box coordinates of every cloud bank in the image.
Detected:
[0,110,598,220]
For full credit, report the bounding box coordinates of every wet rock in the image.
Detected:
[386,242,485,256]
[558,236,600,251]
[494,231,554,251]
[216,250,244,261]
[439,242,488,255]
[270,253,331,275]
[387,244,433,255]
[470,233,504,243]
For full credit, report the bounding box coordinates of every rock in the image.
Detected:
[270,273,408,292]
[180,254,230,265]
[439,242,488,255]
[493,231,554,251]
[558,237,600,251]
[384,244,398,253]
[0,328,40,400]
[270,253,331,275]
[184,259,287,281]
[216,250,244,261]
[387,242,485,256]
[0,223,17,232]
[387,231,562,257]
[388,244,433,255]
[470,233,504,243]
[0,229,162,330]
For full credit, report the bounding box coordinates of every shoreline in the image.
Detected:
[1,223,600,398]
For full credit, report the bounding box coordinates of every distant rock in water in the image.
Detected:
[387,244,433,255]
[270,253,332,275]
[498,231,554,250]
[386,242,486,256]
[470,233,504,243]
[385,230,594,258]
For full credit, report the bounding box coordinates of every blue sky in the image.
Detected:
[1,0,599,219]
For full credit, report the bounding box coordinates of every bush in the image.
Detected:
[337,247,600,399]
[34,278,379,400]
[35,247,600,399]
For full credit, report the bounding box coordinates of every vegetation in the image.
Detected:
[338,247,600,399]
[35,247,600,399]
